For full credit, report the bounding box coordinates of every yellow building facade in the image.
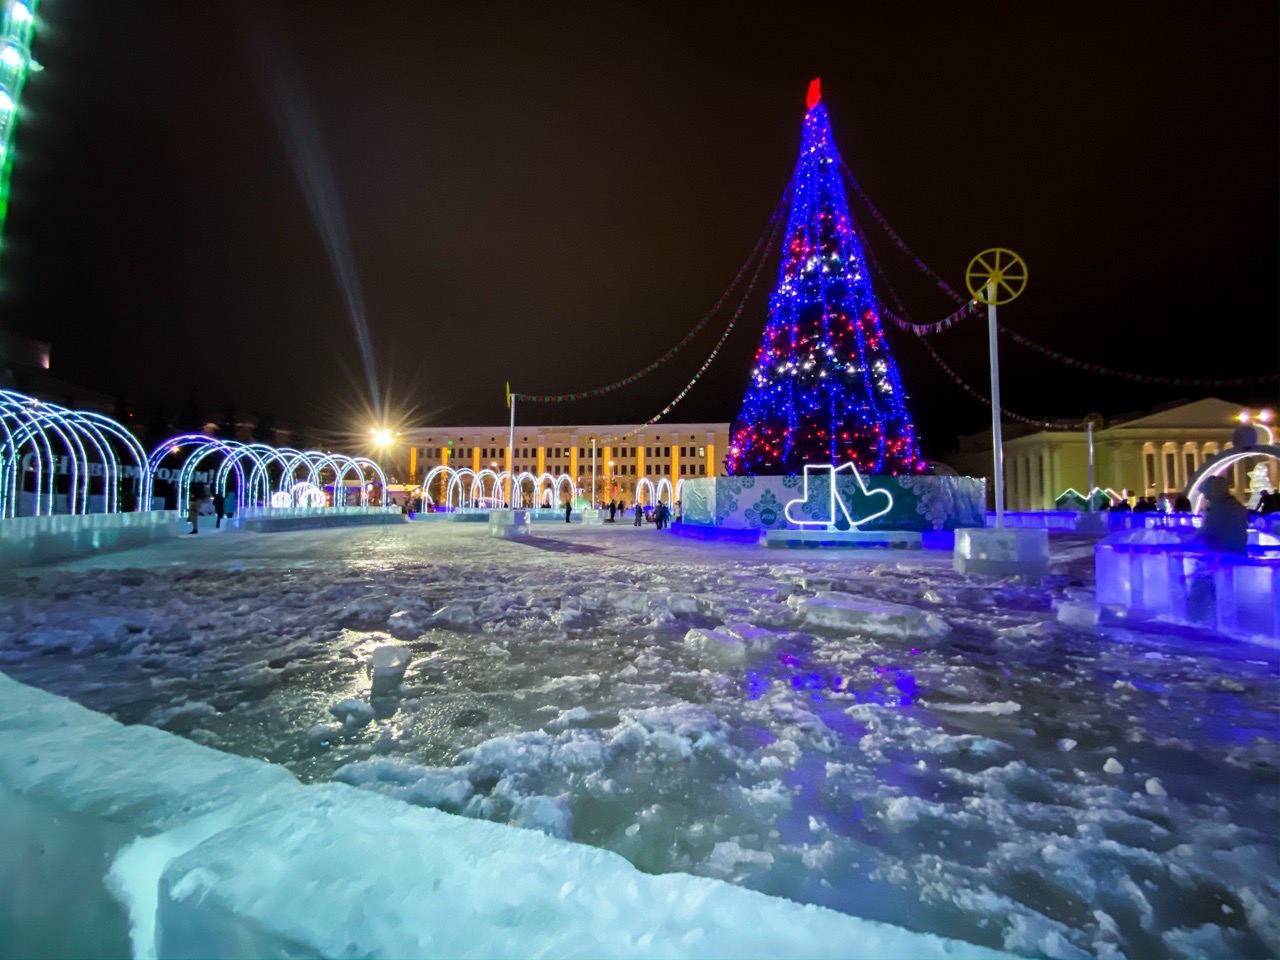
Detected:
[943,398,1276,509]
[404,421,731,506]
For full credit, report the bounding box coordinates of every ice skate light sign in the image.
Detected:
[783,462,893,530]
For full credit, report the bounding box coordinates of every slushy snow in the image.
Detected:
[0,521,1276,960]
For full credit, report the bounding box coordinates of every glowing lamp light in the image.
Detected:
[0,45,21,67]
[10,3,31,24]
[1260,410,1273,424]
[372,428,393,447]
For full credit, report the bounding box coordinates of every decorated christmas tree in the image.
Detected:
[726,79,923,476]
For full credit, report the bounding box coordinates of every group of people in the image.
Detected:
[1110,493,1193,513]
[562,498,680,529]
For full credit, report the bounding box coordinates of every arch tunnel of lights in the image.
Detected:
[420,465,685,510]
[0,389,388,519]
[145,436,389,517]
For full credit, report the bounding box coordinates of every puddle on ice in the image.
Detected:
[1,523,1277,960]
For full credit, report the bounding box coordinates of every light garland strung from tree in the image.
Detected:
[842,158,1279,386]
[520,189,790,404]
[914,335,1079,430]
[881,299,980,335]
[839,159,972,308]
[602,214,784,445]
[996,322,1278,386]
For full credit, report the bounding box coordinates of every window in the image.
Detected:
[645,447,652,458]
[680,446,688,457]
[699,464,706,475]
[1184,452,1196,478]
[664,446,670,457]
[1164,453,1176,488]
[1144,452,1156,489]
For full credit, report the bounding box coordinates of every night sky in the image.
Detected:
[4,1,1276,453]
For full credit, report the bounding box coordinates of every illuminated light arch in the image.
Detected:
[212,443,271,514]
[675,479,686,502]
[150,437,387,516]
[655,478,673,505]
[534,471,556,507]
[2,398,87,515]
[0,391,144,516]
[635,478,655,507]
[511,471,537,508]
[63,407,148,511]
[148,436,250,518]
[446,467,478,508]
[349,457,388,507]
[423,465,454,507]
[470,468,502,508]
[318,452,365,508]
[555,474,574,505]
[1184,444,1280,513]
[1,391,149,518]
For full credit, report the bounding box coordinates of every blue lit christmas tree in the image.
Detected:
[726,80,922,476]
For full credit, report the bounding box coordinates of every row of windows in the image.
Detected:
[422,445,709,462]
[418,460,709,478]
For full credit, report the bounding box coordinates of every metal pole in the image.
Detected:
[508,393,516,511]
[1086,420,1095,512]
[591,439,597,507]
[987,280,1005,528]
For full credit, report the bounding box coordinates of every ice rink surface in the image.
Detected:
[2,522,1276,959]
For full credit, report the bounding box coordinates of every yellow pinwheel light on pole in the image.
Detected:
[965,248,1027,529]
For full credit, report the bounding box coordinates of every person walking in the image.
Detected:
[634,500,644,527]
[187,482,204,535]
[564,498,572,523]
[212,488,226,529]
[609,500,618,522]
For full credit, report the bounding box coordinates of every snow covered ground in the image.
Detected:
[1,522,1276,959]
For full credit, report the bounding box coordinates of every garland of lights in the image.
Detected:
[996,322,1279,386]
[520,189,789,404]
[839,159,972,308]
[602,213,784,444]
[914,336,1079,430]
[881,300,980,335]
[842,158,1278,386]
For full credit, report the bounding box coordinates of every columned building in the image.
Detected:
[942,398,1275,509]
[402,422,731,506]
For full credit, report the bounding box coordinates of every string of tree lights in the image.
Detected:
[518,189,790,405]
[725,79,923,476]
[601,213,785,446]
[842,158,1278,388]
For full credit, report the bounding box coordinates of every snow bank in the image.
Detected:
[0,672,1013,959]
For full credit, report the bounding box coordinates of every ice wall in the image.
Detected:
[0,672,1013,959]
[0,510,177,568]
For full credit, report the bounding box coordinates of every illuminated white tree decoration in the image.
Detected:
[783,462,893,529]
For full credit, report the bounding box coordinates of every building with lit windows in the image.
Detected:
[943,398,1276,509]
[403,422,730,506]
